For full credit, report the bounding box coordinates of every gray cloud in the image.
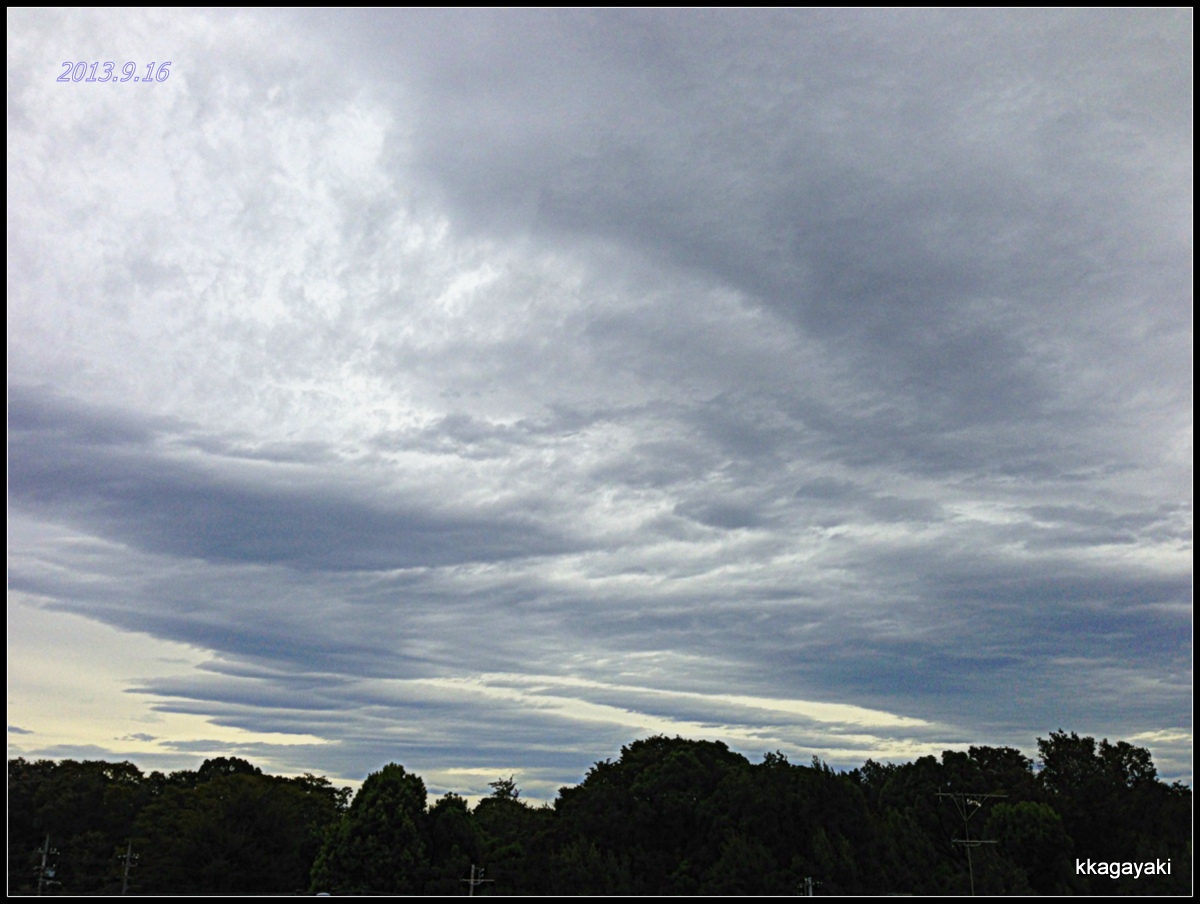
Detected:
[10,386,579,571]
[8,9,1191,788]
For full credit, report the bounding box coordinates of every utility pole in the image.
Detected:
[936,791,1004,895]
[460,863,494,896]
[36,835,59,896]
[120,839,139,895]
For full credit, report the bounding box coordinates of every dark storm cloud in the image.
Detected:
[9,386,578,571]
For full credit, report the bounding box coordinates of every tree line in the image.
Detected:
[8,730,1191,895]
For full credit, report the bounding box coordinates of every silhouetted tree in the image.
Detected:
[133,770,343,894]
[310,763,430,894]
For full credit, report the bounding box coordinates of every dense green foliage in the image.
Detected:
[8,757,347,894]
[9,731,1191,895]
[310,763,429,894]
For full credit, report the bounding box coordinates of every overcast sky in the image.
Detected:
[8,9,1192,798]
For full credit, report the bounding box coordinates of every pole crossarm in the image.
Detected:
[935,791,1007,895]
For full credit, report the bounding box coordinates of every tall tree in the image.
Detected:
[310,763,430,894]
